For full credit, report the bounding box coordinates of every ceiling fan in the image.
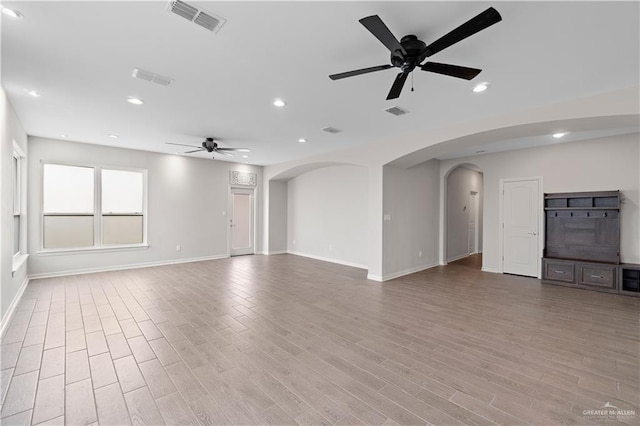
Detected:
[166,137,250,159]
[329,7,502,100]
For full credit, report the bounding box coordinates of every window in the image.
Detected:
[12,150,22,256]
[42,163,146,250]
[102,169,144,245]
[43,164,94,249]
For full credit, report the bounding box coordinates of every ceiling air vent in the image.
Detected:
[132,68,174,86]
[322,126,342,134]
[168,0,226,33]
[385,106,408,116]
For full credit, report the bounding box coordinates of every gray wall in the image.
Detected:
[446,166,483,261]
[382,160,440,279]
[268,180,287,253]
[1,88,28,321]
[287,165,368,268]
[440,133,640,272]
[27,137,263,276]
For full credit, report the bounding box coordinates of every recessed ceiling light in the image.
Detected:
[273,98,286,107]
[298,138,307,143]
[242,155,249,158]
[1,6,23,19]
[552,132,567,139]
[126,97,144,105]
[24,89,40,97]
[60,134,68,138]
[107,134,119,139]
[472,82,489,93]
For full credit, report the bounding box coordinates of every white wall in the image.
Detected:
[440,133,640,272]
[287,165,368,268]
[1,87,28,322]
[268,180,287,253]
[383,160,440,279]
[446,166,483,261]
[27,137,263,277]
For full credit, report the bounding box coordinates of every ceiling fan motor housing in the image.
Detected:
[202,138,217,152]
[392,35,426,72]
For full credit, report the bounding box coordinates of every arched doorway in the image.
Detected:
[443,163,484,269]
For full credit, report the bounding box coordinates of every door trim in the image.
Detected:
[468,190,479,255]
[228,187,255,256]
[498,177,543,278]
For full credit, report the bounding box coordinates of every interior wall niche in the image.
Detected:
[445,165,483,263]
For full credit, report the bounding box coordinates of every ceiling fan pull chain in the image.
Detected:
[411,72,414,92]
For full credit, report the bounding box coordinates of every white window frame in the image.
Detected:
[12,141,28,275]
[40,161,148,254]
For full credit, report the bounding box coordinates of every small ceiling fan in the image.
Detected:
[166,137,250,159]
[329,7,502,100]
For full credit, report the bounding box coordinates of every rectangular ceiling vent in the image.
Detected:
[322,126,342,134]
[132,68,174,86]
[385,106,408,116]
[168,0,226,33]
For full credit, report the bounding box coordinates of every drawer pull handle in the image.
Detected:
[590,275,604,279]
[554,270,566,274]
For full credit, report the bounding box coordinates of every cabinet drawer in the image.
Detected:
[578,265,616,289]
[543,261,574,283]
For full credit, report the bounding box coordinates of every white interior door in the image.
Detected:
[230,188,254,256]
[468,192,478,254]
[503,179,540,277]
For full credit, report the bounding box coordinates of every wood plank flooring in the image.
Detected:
[1,254,638,425]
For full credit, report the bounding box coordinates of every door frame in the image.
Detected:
[498,176,543,278]
[468,190,479,255]
[228,186,255,256]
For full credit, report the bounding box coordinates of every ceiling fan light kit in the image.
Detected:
[329,7,502,100]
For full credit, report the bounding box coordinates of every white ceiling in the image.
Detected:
[2,1,639,166]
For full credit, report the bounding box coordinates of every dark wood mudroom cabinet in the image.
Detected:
[541,191,630,295]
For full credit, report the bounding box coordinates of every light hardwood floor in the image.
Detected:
[1,254,638,425]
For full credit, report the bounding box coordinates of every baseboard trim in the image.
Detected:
[447,253,471,263]
[28,254,230,280]
[265,250,287,255]
[383,262,440,281]
[367,274,383,282]
[287,251,367,270]
[0,276,30,337]
[481,266,502,274]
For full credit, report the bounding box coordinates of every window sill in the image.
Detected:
[12,253,29,277]
[37,244,149,256]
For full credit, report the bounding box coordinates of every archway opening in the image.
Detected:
[443,163,484,270]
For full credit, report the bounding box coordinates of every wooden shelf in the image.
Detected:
[543,190,623,295]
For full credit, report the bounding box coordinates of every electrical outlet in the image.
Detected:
[176,245,181,251]
[292,239,296,245]
[419,250,422,257]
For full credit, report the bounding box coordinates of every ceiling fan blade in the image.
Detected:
[422,7,502,58]
[386,72,409,100]
[183,149,204,154]
[359,15,407,56]
[329,64,393,80]
[217,148,251,152]
[214,150,234,157]
[166,142,200,148]
[421,62,481,80]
